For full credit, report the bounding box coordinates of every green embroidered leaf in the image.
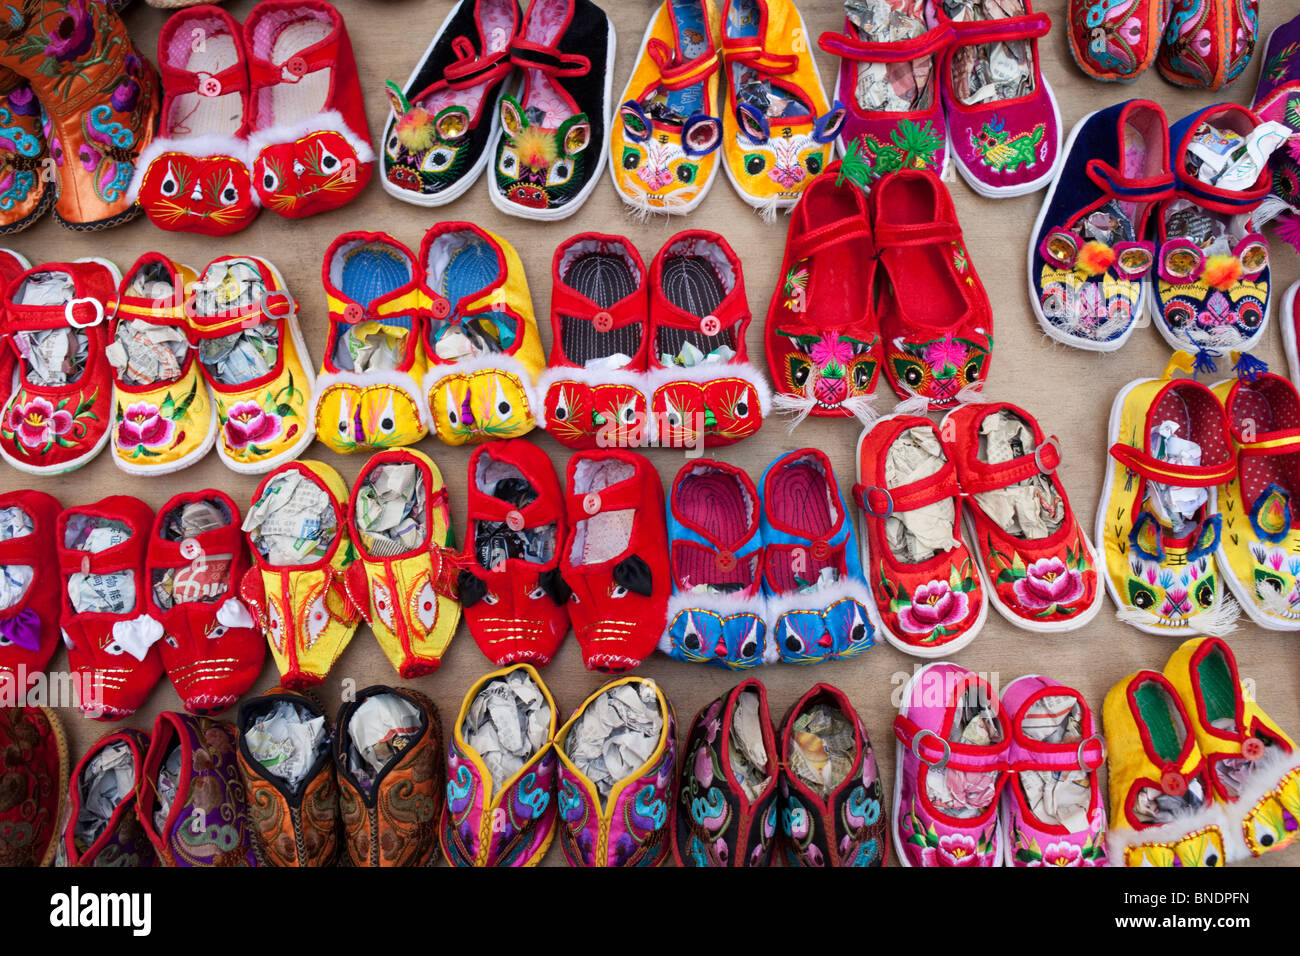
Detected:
[172,378,198,420]
[907,834,927,848]
[274,403,294,418]
[159,393,176,420]
[55,397,69,411]
[996,569,1017,584]
[1015,848,1040,863]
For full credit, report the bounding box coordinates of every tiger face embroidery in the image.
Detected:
[494,95,591,211]
[613,100,721,212]
[382,81,471,199]
[136,153,258,235]
[887,333,991,407]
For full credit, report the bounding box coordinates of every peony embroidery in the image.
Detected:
[1013,556,1085,610]
[116,401,173,450]
[896,579,970,637]
[43,0,93,63]
[1011,822,1107,866]
[8,395,72,448]
[223,400,281,450]
[904,801,995,866]
[988,538,1093,618]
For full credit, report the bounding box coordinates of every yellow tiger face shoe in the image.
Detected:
[187,255,316,474]
[344,448,460,678]
[719,0,844,218]
[1103,670,1229,867]
[1098,356,1239,637]
[314,233,430,454]
[419,222,545,446]
[609,0,724,216]
[239,461,361,689]
[1164,636,1300,861]
[1213,372,1300,631]
[109,253,215,475]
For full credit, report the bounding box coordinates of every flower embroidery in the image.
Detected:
[809,333,852,371]
[223,400,282,450]
[922,832,981,867]
[116,401,174,450]
[921,337,968,375]
[897,579,970,636]
[1013,556,1085,610]
[7,396,72,448]
[43,0,93,63]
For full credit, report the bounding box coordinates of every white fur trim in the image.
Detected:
[127,133,255,204]
[1106,802,1231,867]
[1220,746,1300,862]
[534,364,650,430]
[248,109,376,164]
[311,369,431,430]
[763,577,873,630]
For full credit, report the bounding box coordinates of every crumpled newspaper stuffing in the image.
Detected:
[945,0,1032,106]
[245,700,328,789]
[345,693,423,792]
[354,462,426,557]
[153,743,182,831]
[243,472,337,566]
[564,680,663,800]
[462,669,552,795]
[335,320,409,373]
[790,702,855,798]
[1145,420,1204,536]
[474,461,555,569]
[1017,693,1091,832]
[660,342,735,369]
[107,319,187,387]
[1186,120,1292,192]
[925,690,1002,818]
[74,739,136,851]
[152,499,234,610]
[974,410,1064,540]
[16,327,88,387]
[64,515,135,615]
[729,690,772,800]
[847,0,934,112]
[885,425,958,562]
[199,321,280,386]
[0,505,33,610]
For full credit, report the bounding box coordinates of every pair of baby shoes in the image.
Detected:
[1067,0,1258,89]
[1250,16,1300,254]
[241,452,461,688]
[821,0,1060,199]
[60,712,255,866]
[766,163,993,423]
[313,225,545,452]
[539,229,768,451]
[132,1,373,235]
[236,684,444,867]
[894,663,1109,867]
[54,491,262,721]
[660,450,874,670]
[0,0,160,233]
[458,439,670,674]
[856,406,1102,658]
[383,0,613,221]
[0,706,66,866]
[610,0,843,218]
[676,679,887,867]
[1106,636,1300,866]
[1031,99,1278,365]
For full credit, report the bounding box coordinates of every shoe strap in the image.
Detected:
[443,36,513,90]
[817,23,953,63]
[160,60,248,98]
[872,219,961,249]
[947,11,1050,48]
[248,44,336,89]
[1085,159,1174,204]
[566,476,643,523]
[1108,441,1236,488]
[854,458,959,518]
[508,38,590,78]
[647,39,721,92]
[957,437,1062,495]
[467,482,557,530]
[1010,733,1107,774]
[1235,427,1300,459]
[551,279,643,330]
[325,288,423,328]
[721,36,798,76]
[894,714,1010,772]
[788,215,874,262]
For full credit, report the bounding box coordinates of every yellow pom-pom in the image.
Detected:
[396,108,436,151]
[1075,240,1116,276]
[1202,254,1243,290]
[512,127,558,170]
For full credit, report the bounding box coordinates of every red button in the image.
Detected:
[715,549,736,572]
[343,302,363,323]
[285,55,308,77]
[1242,737,1266,761]
[1161,771,1187,797]
[700,314,721,336]
[593,311,613,333]
[810,539,831,561]
[198,74,222,97]
[505,510,525,532]
[582,493,601,515]
[430,296,451,319]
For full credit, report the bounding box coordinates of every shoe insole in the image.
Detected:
[419,0,515,116]
[1133,681,1184,763]
[726,0,809,117]
[656,254,732,361]
[1151,386,1230,465]
[519,0,575,128]
[168,27,241,137]
[1230,386,1297,508]
[764,460,838,592]
[876,176,966,328]
[674,469,753,589]
[560,252,642,364]
[1194,648,1237,727]
[800,187,869,328]
[339,243,413,330]
[265,16,333,126]
[428,235,517,353]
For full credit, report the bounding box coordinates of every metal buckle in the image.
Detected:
[1034,436,1060,474]
[911,728,950,770]
[1077,733,1106,772]
[862,486,894,519]
[260,290,296,321]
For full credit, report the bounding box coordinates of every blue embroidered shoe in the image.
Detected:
[778,682,887,867]
[673,678,779,867]
[659,458,773,669]
[1151,103,1274,366]
[1029,99,1169,351]
[757,448,873,665]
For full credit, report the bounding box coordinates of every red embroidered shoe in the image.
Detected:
[855,414,986,658]
[461,438,569,667]
[870,168,992,410]
[764,162,880,426]
[561,449,669,673]
[1,706,66,867]
[147,490,264,715]
[244,0,375,218]
[539,233,651,451]
[56,727,158,867]
[646,230,768,448]
[57,496,165,721]
[0,490,62,699]
[0,258,120,476]
[131,5,261,236]
[943,401,1105,632]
